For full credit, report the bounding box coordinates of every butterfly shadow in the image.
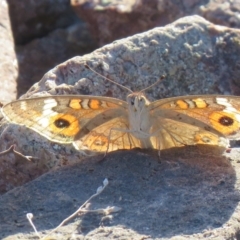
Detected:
[0,145,239,239]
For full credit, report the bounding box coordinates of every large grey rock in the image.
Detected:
[1,15,240,192]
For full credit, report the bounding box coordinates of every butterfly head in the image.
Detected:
[127,93,150,112]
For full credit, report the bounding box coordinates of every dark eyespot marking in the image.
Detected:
[54,118,71,128]
[219,116,234,126]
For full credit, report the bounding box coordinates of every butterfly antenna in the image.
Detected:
[85,64,133,93]
[139,75,165,93]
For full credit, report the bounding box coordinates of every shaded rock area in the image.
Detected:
[16,22,97,97]
[8,0,80,45]
[7,0,98,98]
[1,149,240,239]
[71,0,240,46]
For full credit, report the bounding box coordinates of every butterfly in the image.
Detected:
[2,80,240,157]
[2,62,240,156]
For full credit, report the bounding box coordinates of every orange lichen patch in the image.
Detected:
[89,99,101,109]
[194,132,219,145]
[69,99,82,109]
[192,98,208,109]
[209,111,239,135]
[49,114,80,137]
[176,100,189,109]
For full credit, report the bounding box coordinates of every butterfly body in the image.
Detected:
[126,92,153,148]
[2,93,240,155]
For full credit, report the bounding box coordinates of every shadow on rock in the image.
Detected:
[0,145,238,239]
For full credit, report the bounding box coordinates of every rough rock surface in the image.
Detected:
[1,15,240,192]
[0,150,240,239]
[71,0,240,46]
[0,0,18,104]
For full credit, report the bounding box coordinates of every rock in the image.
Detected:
[24,15,240,99]
[71,0,183,46]
[0,0,18,104]
[1,15,240,192]
[71,0,240,46]
[8,0,81,45]
[16,22,97,97]
[0,150,240,239]
[198,0,240,29]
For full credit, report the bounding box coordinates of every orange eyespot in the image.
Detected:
[209,112,239,135]
[194,132,219,145]
[49,114,80,136]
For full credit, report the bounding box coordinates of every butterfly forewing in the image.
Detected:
[150,95,240,141]
[1,95,128,145]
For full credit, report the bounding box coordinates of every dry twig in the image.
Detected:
[0,145,37,161]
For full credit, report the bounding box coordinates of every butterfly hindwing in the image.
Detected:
[73,116,142,152]
[150,116,229,150]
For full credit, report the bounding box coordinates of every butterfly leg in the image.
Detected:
[97,128,129,162]
[149,134,161,161]
[157,137,161,160]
